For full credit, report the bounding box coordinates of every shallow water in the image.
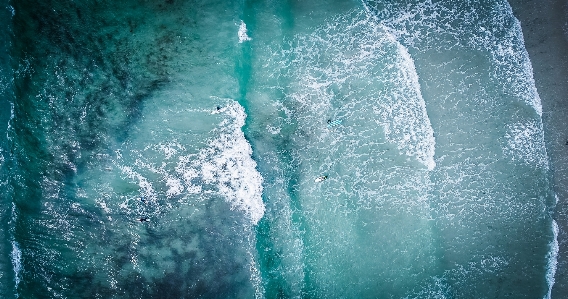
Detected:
[0,0,556,298]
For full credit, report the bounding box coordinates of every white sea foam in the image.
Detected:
[503,120,548,169]
[266,125,280,135]
[118,165,158,201]
[495,2,543,116]
[176,101,265,224]
[373,0,543,116]
[246,235,265,299]
[157,142,184,160]
[389,42,436,170]
[479,2,543,116]
[114,101,265,224]
[544,219,559,299]
[238,21,252,43]
[8,202,21,296]
[405,276,450,299]
[273,11,436,170]
[368,0,549,168]
[6,101,14,142]
[11,240,21,289]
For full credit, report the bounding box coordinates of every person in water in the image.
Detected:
[212,105,223,114]
[138,217,150,222]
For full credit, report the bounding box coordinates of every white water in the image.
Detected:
[238,21,252,43]
[545,219,559,299]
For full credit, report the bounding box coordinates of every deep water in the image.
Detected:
[0,0,557,298]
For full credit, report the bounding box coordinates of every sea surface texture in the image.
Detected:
[0,0,557,298]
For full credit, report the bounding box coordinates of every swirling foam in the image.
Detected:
[179,102,265,224]
[369,0,543,116]
[503,120,548,169]
[267,11,436,170]
[544,219,559,299]
[238,21,252,43]
[115,101,265,224]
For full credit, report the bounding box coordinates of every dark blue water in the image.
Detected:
[0,1,16,297]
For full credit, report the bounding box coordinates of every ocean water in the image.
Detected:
[0,0,556,298]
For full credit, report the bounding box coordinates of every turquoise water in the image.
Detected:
[0,0,557,298]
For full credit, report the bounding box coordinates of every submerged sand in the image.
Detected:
[508,0,568,296]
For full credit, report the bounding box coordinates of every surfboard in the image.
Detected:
[327,119,342,128]
[315,176,327,182]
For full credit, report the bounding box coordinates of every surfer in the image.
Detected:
[327,118,342,128]
[212,106,223,114]
[315,175,327,182]
[138,217,150,222]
